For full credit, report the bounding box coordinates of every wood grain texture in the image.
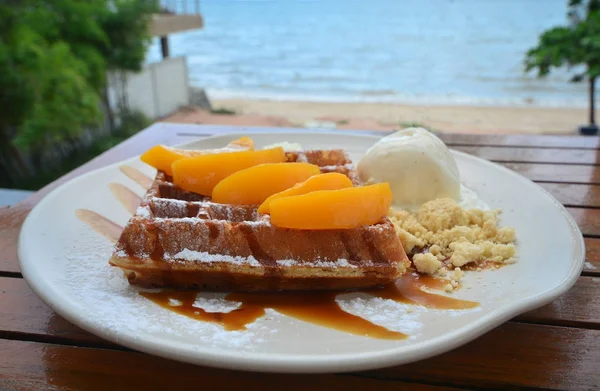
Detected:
[538,183,600,207]
[502,162,600,184]
[0,339,466,391]
[583,238,600,275]
[0,277,110,347]
[366,323,600,391]
[0,203,28,274]
[453,145,600,165]
[0,325,598,391]
[515,276,600,328]
[438,134,600,149]
[567,207,600,236]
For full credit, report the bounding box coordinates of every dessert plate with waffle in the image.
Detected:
[18,128,584,373]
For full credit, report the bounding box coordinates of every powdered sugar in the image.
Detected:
[193,295,241,313]
[166,249,262,267]
[276,258,358,268]
[135,205,151,218]
[320,163,355,171]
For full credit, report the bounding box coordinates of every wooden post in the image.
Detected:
[160,36,170,58]
[590,76,596,125]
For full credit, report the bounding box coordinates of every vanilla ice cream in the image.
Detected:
[357,127,461,210]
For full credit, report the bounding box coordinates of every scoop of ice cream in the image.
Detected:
[357,127,460,209]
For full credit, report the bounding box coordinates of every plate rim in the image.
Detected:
[18,130,585,373]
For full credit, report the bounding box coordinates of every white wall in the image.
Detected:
[107,56,190,119]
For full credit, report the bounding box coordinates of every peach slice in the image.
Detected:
[227,136,254,150]
[172,147,286,196]
[269,183,392,230]
[140,137,254,175]
[211,163,321,205]
[257,172,353,214]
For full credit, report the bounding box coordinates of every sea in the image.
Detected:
[147,0,587,107]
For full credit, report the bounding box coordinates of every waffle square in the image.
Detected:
[110,149,409,291]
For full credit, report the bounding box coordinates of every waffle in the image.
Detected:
[110,149,409,291]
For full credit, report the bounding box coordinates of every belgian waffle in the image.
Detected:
[109,149,409,291]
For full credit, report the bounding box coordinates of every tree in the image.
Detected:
[0,0,156,185]
[525,0,600,134]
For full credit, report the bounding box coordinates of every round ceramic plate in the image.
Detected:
[18,131,584,373]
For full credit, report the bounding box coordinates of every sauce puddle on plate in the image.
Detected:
[141,273,478,340]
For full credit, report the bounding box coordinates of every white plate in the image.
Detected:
[18,131,584,373]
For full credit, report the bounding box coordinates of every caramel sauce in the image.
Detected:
[75,209,123,243]
[141,272,478,340]
[462,260,507,271]
[119,165,153,189]
[109,183,143,214]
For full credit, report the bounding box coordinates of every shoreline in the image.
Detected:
[210,98,588,134]
[204,89,588,110]
[164,94,589,134]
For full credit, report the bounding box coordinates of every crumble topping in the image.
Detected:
[389,198,516,280]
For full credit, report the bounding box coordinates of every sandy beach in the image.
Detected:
[162,98,588,134]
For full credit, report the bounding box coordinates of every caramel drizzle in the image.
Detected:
[141,272,478,340]
[119,165,153,189]
[108,183,143,214]
[75,209,123,243]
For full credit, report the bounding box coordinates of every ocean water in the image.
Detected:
[148,0,587,107]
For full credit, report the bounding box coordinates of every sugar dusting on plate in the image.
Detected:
[60,221,479,352]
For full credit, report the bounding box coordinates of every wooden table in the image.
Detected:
[1,123,599,391]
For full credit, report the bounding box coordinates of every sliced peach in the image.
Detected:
[140,137,254,175]
[228,136,254,150]
[172,147,285,196]
[269,183,392,230]
[257,173,353,214]
[211,163,321,205]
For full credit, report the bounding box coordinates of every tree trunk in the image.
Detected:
[590,76,596,125]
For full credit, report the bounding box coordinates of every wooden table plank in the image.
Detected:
[501,163,600,184]
[583,238,600,275]
[538,183,600,208]
[454,146,600,165]
[439,134,600,149]
[0,339,464,391]
[365,323,600,391]
[515,276,600,328]
[1,323,597,391]
[2,276,599,351]
[567,207,600,237]
[0,277,111,348]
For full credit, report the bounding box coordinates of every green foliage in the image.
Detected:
[9,110,151,190]
[0,0,156,158]
[525,0,600,81]
[101,0,157,71]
